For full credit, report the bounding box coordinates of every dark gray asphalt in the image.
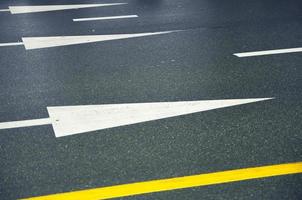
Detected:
[0,0,301,199]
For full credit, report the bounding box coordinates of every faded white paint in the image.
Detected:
[8,3,127,14]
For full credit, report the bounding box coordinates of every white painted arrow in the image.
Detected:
[0,31,177,50]
[0,3,127,14]
[0,98,273,137]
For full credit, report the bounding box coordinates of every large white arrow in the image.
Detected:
[0,98,273,137]
[0,31,177,50]
[0,3,127,14]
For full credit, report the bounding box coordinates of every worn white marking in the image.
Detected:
[0,118,51,130]
[0,9,10,12]
[0,42,24,47]
[73,15,138,22]
[0,98,273,137]
[21,31,177,50]
[234,47,302,57]
[8,3,127,14]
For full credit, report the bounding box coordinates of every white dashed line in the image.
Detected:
[234,47,302,57]
[5,3,127,14]
[73,15,138,22]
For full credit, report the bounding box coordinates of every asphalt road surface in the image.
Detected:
[0,0,301,199]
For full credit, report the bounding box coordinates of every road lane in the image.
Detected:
[0,0,301,199]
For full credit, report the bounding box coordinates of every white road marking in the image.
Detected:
[0,42,24,47]
[20,31,178,50]
[7,3,127,14]
[0,9,10,12]
[0,98,273,137]
[73,15,138,22]
[234,47,302,57]
[0,31,177,50]
[0,118,51,130]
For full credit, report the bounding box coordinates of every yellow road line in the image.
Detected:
[24,162,302,200]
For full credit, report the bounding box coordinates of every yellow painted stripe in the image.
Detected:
[24,162,302,200]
